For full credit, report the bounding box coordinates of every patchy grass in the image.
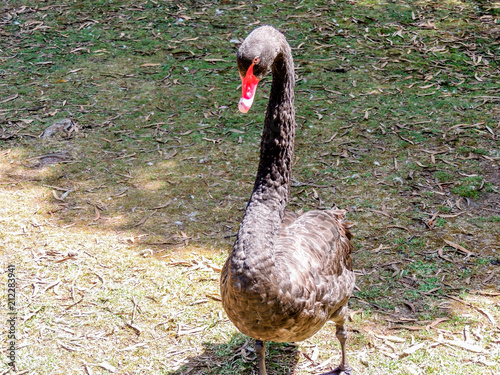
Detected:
[1,0,499,374]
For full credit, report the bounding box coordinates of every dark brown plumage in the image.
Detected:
[220,26,355,375]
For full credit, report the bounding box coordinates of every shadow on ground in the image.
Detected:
[168,335,301,375]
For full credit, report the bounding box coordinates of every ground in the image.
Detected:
[0,0,499,374]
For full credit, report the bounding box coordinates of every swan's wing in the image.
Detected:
[275,208,355,316]
[278,209,353,271]
[279,210,299,233]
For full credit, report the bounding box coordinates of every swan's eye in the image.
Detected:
[253,57,259,64]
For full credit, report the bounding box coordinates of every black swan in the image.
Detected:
[220,26,355,375]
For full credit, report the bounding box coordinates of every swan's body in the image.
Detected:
[220,26,355,375]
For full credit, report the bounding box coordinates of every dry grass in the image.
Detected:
[1,170,499,373]
[1,0,499,374]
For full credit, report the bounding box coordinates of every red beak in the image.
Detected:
[238,63,260,113]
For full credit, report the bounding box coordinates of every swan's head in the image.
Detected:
[236,26,282,113]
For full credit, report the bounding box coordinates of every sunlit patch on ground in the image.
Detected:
[1,0,498,374]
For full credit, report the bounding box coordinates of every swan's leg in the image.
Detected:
[335,322,351,373]
[255,340,267,375]
[321,306,352,375]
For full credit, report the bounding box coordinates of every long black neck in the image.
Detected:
[255,46,295,204]
[233,38,295,262]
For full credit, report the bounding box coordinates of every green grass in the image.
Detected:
[1,0,499,374]
[452,176,489,199]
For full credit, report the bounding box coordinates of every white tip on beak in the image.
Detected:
[238,96,254,113]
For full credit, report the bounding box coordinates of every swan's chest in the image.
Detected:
[221,257,333,342]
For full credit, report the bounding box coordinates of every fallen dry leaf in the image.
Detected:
[442,339,484,353]
[475,306,497,326]
[443,239,475,256]
[375,334,406,343]
[97,361,116,373]
[401,342,425,357]
[140,63,161,67]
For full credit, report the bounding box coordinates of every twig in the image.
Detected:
[65,296,84,310]
[447,295,497,326]
[133,211,155,227]
[443,239,476,256]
